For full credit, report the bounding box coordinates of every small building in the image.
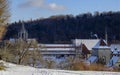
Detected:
[110,44,120,56]
[107,44,120,68]
[107,56,120,68]
[73,39,100,58]
[88,39,111,64]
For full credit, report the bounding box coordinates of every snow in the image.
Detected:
[112,50,120,55]
[0,60,120,75]
[9,38,17,43]
[93,40,110,49]
[29,44,75,52]
[29,48,75,51]
[38,44,73,47]
[110,44,120,52]
[93,46,110,49]
[29,48,75,55]
[88,56,98,63]
[107,56,120,67]
[41,52,75,55]
[39,48,75,51]
[73,39,100,50]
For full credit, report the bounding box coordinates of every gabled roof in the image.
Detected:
[73,39,100,50]
[93,39,110,49]
[100,40,107,46]
[79,44,90,54]
[107,56,120,67]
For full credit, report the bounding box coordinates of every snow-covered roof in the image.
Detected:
[88,56,98,63]
[73,39,100,50]
[38,44,73,47]
[40,51,75,55]
[107,56,120,67]
[93,40,110,49]
[110,44,120,52]
[40,48,75,51]
[112,48,120,55]
[9,38,16,43]
[93,46,110,49]
[29,48,75,51]
[27,39,36,41]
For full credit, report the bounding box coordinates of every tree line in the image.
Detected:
[4,11,120,43]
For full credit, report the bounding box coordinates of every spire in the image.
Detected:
[21,21,26,32]
[105,26,108,45]
[18,21,28,41]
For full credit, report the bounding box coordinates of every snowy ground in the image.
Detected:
[0,60,120,75]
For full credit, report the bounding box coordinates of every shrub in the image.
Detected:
[71,62,105,71]
[0,62,5,70]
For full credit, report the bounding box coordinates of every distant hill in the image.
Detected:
[4,11,120,43]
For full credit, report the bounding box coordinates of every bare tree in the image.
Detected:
[0,0,10,39]
[14,40,32,64]
[0,0,10,24]
[0,40,14,62]
[23,40,43,67]
[0,40,32,64]
[0,38,44,68]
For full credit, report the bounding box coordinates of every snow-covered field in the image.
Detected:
[0,60,120,75]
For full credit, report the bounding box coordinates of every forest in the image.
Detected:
[4,11,120,43]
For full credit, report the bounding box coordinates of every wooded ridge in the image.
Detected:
[4,11,120,43]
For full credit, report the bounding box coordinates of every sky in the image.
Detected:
[10,0,120,23]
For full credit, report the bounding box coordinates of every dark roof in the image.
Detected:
[80,44,91,54]
[100,39,107,46]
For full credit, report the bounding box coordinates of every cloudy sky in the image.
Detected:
[10,0,120,23]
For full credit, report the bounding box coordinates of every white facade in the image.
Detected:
[29,39,101,56]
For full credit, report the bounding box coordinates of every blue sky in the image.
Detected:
[10,0,120,23]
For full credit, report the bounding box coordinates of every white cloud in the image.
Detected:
[29,0,44,7]
[48,3,66,10]
[18,0,44,8]
[19,0,66,11]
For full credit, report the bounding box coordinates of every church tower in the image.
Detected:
[18,22,28,41]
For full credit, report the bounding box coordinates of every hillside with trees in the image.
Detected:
[4,11,120,43]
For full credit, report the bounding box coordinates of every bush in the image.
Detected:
[71,62,105,71]
[0,62,5,70]
[88,64,104,71]
[71,62,88,70]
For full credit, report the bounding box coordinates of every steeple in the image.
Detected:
[18,21,28,41]
[105,26,108,45]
